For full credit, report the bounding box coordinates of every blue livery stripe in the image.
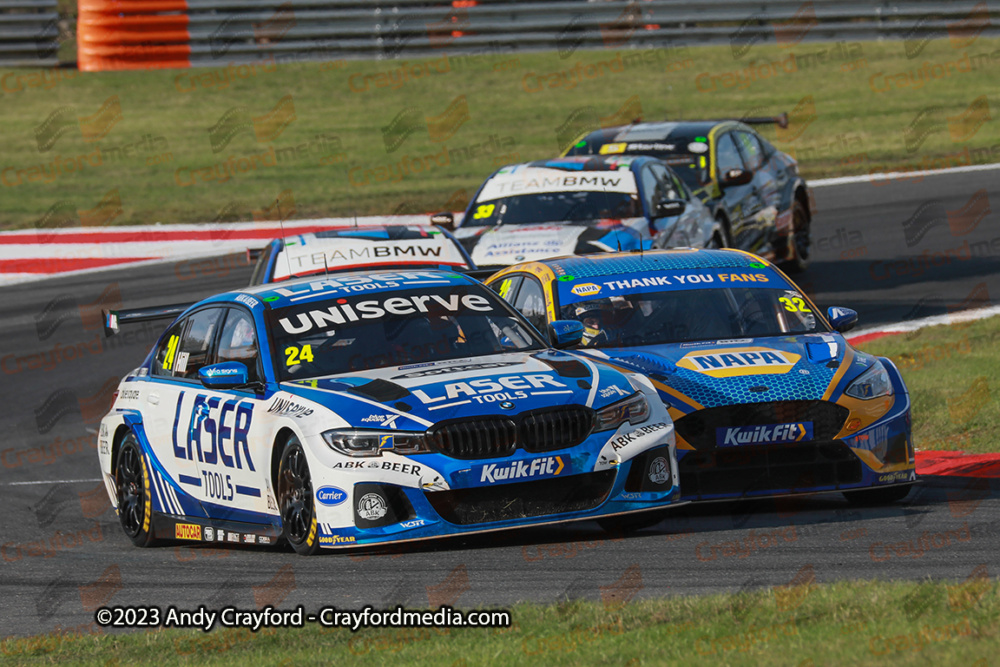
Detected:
[235,485,261,497]
[178,474,201,486]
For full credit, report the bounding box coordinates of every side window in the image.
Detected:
[640,165,660,211]
[174,308,224,380]
[489,275,523,304]
[513,277,548,332]
[735,131,764,171]
[670,171,690,200]
[650,164,680,201]
[153,321,186,377]
[715,133,745,174]
[217,308,261,383]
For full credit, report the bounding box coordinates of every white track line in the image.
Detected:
[846,305,1000,341]
[5,478,102,486]
[810,162,1000,187]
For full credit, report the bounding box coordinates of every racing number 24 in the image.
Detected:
[285,345,314,366]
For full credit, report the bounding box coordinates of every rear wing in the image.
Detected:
[737,113,788,129]
[103,302,193,337]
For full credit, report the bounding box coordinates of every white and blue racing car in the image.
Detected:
[98,270,681,554]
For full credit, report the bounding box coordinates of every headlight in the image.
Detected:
[594,392,650,431]
[844,362,894,400]
[322,430,430,457]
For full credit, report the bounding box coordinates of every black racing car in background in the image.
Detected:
[563,116,813,272]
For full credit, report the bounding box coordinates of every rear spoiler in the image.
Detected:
[671,113,789,129]
[738,113,788,129]
[103,302,194,337]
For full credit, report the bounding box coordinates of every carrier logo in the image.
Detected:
[717,422,813,446]
[677,347,801,377]
[478,455,565,484]
[316,486,347,506]
[571,283,602,297]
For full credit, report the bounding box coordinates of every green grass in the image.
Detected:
[2,37,1000,228]
[4,579,998,665]
[858,315,1000,455]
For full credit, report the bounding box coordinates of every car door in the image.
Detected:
[144,307,226,515]
[186,306,273,522]
[735,129,782,248]
[714,131,761,250]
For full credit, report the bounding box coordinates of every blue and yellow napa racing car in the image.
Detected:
[97,270,683,554]
[486,250,915,504]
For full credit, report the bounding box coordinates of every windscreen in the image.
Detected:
[565,141,710,190]
[466,167,641,226]
[269,285,545,379]
[561,286,825,348]
[466,191,642,227]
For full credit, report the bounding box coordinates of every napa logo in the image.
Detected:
[316,486,347,506]
[571,282,602,297]
[676,347,801,377]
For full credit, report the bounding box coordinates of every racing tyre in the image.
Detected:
[278,436,321,556]
[779,200,810,274]
[598,510,665,534]
[843,484,913,506]
[115,433,158,547]
[708,216,732,249]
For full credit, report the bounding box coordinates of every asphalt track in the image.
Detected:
[2,169,999,641]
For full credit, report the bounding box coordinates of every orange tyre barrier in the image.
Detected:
[78,0,191,70]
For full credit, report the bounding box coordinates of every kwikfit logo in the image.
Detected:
[716,422,812,446]
[479,456,565,483]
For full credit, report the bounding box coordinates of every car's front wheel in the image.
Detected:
[277,436,322,555]
[115,433,158,547]
[843,484,913,506]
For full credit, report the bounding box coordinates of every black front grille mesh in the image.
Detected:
[520,406,594,452]
[426,406,594,459]
[425,470,616,524]
[675,400,849,450]
[425,417,518,460]
[678,441,862,498]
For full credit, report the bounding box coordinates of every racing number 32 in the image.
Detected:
[779,296,812,313]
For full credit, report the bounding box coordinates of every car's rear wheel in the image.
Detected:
[115,433,158,547]
[709,215,732,249]
[278,436,321,555]
[779,200,810,273]
[843,484,913,506]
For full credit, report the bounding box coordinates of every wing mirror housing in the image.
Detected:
[827,307,858,333]
[430,211,455,229]
[720,168,753,187]
[198,362,249,389]
[653,200,686,218]
[549,320,585,349]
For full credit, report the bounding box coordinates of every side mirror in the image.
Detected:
[827,307,858,333]
[653,200,686,218]
[549,320,585,349]
[720,168,753,187]
[199,362,249,389]
[430,211,455,230]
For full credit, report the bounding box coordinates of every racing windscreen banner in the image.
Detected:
[476,167,638,203]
